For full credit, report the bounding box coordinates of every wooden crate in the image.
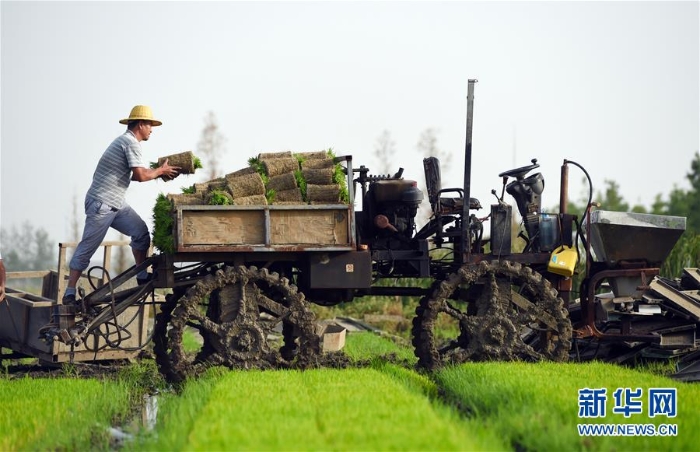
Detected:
[0,288,150,363]
[174,204,355,252]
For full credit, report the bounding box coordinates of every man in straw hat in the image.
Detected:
[63,105,180,305]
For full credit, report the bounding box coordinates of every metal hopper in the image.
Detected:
[588,210,686,267]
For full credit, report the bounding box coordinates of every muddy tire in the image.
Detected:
[412,260,572,370]
[153,288,187,382]
[156,265,320,383]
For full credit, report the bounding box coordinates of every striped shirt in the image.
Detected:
[86,130,146,209]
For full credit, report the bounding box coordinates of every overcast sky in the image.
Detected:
[1,1,698,255]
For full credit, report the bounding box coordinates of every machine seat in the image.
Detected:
[423,156,481,215]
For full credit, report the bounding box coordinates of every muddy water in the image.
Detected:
[109,393,159,447]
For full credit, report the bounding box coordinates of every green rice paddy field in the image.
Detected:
[2,332,698,451]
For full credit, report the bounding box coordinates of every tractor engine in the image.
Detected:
[361,178,424,250]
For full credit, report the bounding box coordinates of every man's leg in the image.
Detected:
[111,204,151,280]
[66,198,117,301]
[66,268,82,291]
[132,248,148,266]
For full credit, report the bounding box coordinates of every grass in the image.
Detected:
[342,330,417,364]
[436,361,700,451]
[182,327,204,353]
[0,360,164,451]
[2,334,697,451]
[140,332,700,451]
[135,332,498,450]
[0,376,133,450]
[130,367,226,451]
[138,366,504,451]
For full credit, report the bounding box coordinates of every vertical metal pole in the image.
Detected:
[345,156,357,248]
[560,160,569,214]
[462,79,478,264]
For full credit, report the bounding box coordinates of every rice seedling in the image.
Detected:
[0,377,133,451]
[152,192,175,253]
[436,361,700,451]
[140,367,505,451]
[343,331,416,364]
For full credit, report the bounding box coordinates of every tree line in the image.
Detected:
[1,118,696,281]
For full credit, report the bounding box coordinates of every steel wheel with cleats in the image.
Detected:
[412,260,572,370]
[156,265,320,382]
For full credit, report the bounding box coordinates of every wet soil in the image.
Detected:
[3,328,413,382]
[1,347,416,381]
[1,359,131,380]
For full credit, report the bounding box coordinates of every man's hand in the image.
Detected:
[132,158,181,182]
[158,158,181,181]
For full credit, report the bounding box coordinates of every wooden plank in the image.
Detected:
[269,209,348,245]
[6,271,51,279]
[42,271,59,300]
[651,278,700,320]
[4,291,54,307]
[682,268,700,288]
[684,291,700,303]
[181,210,265,245]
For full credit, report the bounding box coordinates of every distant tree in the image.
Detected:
[596,180,630,212]
[557,177,647,216]
[416,128,446,223]
[71,192,81,242]
[68,193,81,264]
[663,187,692,218]
[683,151,700,232]
[197,111,226,180]
[1,222,56,271]
[657,151,700,275]
[662,233,700,277]
[374,129,397,175]
[554,175,590,218]
[417,128,451,168]
[650,193,668,215]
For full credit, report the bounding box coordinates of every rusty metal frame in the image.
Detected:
[574,267,662,343]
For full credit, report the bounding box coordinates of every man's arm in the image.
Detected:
[131,158,180,182]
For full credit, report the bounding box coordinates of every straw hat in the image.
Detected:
[119,105,162,126]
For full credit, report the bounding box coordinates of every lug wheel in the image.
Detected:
[412,260,572,370]
[157,265,320,383]
[153,288,185,378]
